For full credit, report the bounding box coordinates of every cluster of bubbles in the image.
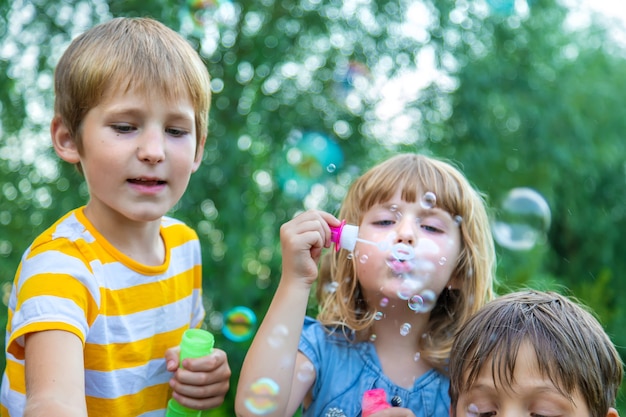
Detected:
[242,322,315,415]
[277,131,344,198]
[346,191,461,343]
[491,187,551,251]
[388,191,450,316]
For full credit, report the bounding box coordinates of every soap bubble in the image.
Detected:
[391,243,415,261]
[179,0,224,37]
[334,60,371,100]
[222,306,257,342]
[467,403,480,417]
[407,289,437,313]
[419,289,437,312]
[323,281,339,295]
[296,361,315,383]
[492,188,551,251]
[277,131,344,198]
[408,294,424,311]
[244,377,280,415]
[267,324,289,348]
[486,0,515,15]
[420,191,437,209]
[397,278,422,300]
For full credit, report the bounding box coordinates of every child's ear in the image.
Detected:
[51,116,81,164]
[607,407,619,417]
[191,135,206,173]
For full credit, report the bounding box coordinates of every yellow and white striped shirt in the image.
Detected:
[1,207,205,416]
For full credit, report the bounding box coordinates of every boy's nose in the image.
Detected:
[137,130,165,164]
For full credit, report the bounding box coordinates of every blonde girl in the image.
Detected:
[235,153,496,417]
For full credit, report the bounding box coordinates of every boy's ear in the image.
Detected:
[51,116,81,164]
[191,135,206,173]
[607,407,619,417]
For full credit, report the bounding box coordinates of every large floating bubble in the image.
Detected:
[486,0,515,15]
[492,187,551,251]
[222,306,257,342]
[277,131,344,198]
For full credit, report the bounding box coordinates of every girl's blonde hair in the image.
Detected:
[54,17,211,157]
[316,153,496,373]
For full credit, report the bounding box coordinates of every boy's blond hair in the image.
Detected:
[54,17,211,156]
[316,153,496,373]
[449,290,624,417]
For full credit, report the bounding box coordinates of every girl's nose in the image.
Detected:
[394,217,417,246]
[137,129,165,164]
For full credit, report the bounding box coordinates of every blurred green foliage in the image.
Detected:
[1,0,624,414]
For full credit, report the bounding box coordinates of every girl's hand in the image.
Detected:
[279,210,340,286]
[165,347,231,410]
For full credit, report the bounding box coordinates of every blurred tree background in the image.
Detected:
[1,0,625,414]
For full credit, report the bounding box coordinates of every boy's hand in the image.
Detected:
[165,347,231,410]
[280,210,340,286]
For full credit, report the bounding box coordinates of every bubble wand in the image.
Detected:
[329,220,382,252]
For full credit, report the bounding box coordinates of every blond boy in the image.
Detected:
[1,17,230,416]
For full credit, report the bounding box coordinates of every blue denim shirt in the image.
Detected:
[298,316,450,417]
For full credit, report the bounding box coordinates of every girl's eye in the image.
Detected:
[420,224,443,233]
[373,219,395,226]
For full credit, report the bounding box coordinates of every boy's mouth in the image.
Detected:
[128,178,166,186]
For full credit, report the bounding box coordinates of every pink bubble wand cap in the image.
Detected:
[329,220,359,252]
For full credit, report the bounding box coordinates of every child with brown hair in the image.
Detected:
[449,290,623,417]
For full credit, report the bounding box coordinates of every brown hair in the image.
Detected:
[54,17,211,156]
[449,290,624,417]
[316,153,496,373]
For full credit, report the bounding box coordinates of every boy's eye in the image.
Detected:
[166,127,188,137]
[466,403,495,417]
[112,124,135,133]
